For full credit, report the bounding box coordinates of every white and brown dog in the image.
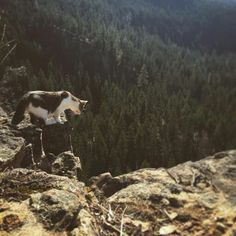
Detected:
[11,91,88,126]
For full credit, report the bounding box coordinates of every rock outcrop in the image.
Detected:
[0,106,81,176]
[0,114,235,236]
[92,151,236,235]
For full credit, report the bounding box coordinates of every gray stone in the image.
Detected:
[51,151,82,179]
[29,189,83,231]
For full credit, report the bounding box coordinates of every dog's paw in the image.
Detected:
[55,119,64,124]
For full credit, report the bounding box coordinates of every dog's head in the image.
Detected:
[62,91,88,115]
[78,99,88,114]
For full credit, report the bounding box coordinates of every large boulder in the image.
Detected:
[17,122,75,162]
[0,168,96,235]
[91,150,236,235]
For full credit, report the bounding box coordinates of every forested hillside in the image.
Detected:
[1,0,236,178]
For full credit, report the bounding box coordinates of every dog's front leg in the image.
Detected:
[53,113,64,124]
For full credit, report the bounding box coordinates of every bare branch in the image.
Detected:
[0,39,16,50]
[120,206,127,236]
[1,24,6,43]
[191,169,197,187]
[102,216,123,235]
[0,43,17,65]
[166,169,179,184]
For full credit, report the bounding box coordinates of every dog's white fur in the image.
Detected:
[25,91,87,125]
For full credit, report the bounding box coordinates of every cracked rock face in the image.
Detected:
[92,151,236,235]
[0,123,28,171]
[0,148,236,235]
[42,122,73,155]
[0,169,92,235]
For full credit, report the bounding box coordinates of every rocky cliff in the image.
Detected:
[0,68,235,235]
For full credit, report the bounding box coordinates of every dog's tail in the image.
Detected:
[11,94,29,125]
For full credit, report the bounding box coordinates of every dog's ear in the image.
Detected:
[61,91,69,98]
[81,100,88,105]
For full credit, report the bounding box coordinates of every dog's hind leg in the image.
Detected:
[38,118,46,128]
[29,113,38,125]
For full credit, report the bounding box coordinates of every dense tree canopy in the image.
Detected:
[1,0,236,178]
